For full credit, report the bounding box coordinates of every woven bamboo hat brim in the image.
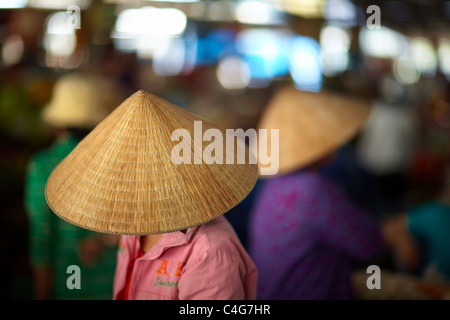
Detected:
[258,86,371,176]
[45,90,258,235]
[42,73,108,129]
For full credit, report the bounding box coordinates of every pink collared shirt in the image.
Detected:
[113,216,258,300]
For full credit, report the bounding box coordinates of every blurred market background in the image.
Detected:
[1,0,450,299]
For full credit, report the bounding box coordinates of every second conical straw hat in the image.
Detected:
[42,73,108,128]
[258,86,371,176]
[45,90,258,235]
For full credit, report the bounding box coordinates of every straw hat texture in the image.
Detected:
[45,90,258,235]
[42,73,109,128]
[258,86,371,176]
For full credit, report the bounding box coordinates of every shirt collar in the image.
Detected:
[139,225,199,260]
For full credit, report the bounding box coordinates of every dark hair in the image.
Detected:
[66,127,92,140]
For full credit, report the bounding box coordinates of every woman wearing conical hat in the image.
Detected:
[45,90,258,300]
[248,86,385,300]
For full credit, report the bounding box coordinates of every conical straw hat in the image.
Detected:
[45,90,258,235]
[42,73,109,128]
[258,86,371,176]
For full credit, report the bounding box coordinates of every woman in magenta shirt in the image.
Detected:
[249,86,384,299]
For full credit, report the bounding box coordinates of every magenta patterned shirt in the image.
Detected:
[249,170,384,299]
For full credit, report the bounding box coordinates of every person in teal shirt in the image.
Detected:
[408,202,450,280]
[25,73,119,299]
[383,200,450,281]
